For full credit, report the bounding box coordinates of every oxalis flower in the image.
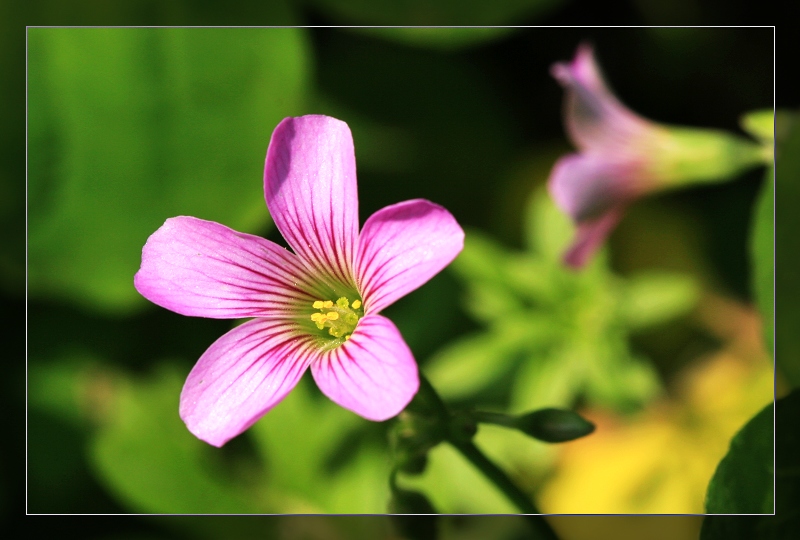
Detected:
[548,44,766,268]
[134,115,464,447]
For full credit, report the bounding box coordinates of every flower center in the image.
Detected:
[310,297,363,340]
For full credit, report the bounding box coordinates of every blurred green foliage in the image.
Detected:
[20,17,777,540]
[425,189,696,412]
[308,0,563,35]
[27,28,309,312]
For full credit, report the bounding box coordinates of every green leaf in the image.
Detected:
[248,380,392,513]
[247,378,362,510]
[511,347,584,412]
[621,272,699,331]
[28,356,95,426]
[425,319,548,400]
[90,364,265,514]
[775,112,800,386]
[451,231,513,286]
[323,447,393,514]
[740,109,774,143]
[702,390,800,538]
[504,254,563,306]
[704,400,773,514]
[27,27,310,312]
[524,187,575,262]
[750,168,774,354]
[462,281,528,323]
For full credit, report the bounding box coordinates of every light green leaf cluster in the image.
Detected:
[427,189,700,414]
[740,109,775,144]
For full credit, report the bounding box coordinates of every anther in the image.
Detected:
[310,297,364,341]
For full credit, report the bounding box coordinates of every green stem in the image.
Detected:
[472,410,518,428]
[415,374,560,540]
[413,373,450,417]
[449,438,559,539]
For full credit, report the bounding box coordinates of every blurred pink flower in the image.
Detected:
[135,115,464,446]
[548,44,764,268]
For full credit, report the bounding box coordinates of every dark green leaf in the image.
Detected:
[775,112,800,386]
[704,397,773,514]
[702,390,800,538]
[750,167,774,354]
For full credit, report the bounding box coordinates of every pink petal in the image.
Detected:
[562,208,624,269]
[311,315,418,421]
[355,199,464,314]
[548,154,643,222]
[552,43,654,154]
[180,318,317,447]
[134,217,325,318]
[264,115,359,290]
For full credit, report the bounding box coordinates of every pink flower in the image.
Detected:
[134,115,464,447]
[548,44,764,268]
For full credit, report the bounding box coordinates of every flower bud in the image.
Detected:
[513,408,595,443]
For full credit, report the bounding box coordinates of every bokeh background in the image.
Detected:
[11,3,790,540]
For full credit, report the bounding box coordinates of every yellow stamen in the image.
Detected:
[310,297,364,342]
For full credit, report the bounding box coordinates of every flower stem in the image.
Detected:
[472,410,518,427]
[448,438,559,539]
[415,373,560,540]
